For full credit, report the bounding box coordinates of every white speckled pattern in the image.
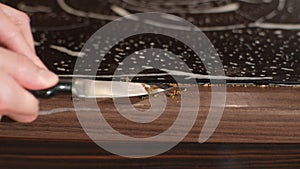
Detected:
[2,0,299,84]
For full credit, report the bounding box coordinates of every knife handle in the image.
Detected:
[29,78,72,98]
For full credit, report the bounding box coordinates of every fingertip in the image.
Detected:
[0,48,58,90]
[7,113,38,123]
[38,69,59,88]
[25,90,40,113]
[22,113,39,123]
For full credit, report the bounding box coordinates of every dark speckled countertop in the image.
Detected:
[2,0,300,84]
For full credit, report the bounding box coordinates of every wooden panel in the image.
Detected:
[1,138,300,169]
[1,86,299,143]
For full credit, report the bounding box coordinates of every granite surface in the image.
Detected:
[2,0,300,84]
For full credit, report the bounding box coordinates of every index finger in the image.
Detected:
[0,7,46,68]
[0,3,35,51]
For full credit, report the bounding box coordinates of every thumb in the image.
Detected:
[0,47,58,90]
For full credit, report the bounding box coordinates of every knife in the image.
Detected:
[0,78,172,121]
[30,78,169,98]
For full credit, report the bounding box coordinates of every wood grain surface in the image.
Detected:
[1,85,299,143]
[0,85,299,168]
[1,138,300,169]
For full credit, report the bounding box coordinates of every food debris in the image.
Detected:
[141,83,188,99]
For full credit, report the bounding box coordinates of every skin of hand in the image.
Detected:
[0,3,59,123]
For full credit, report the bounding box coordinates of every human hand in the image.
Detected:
[0,3,58,122]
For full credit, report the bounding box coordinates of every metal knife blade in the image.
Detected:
[73,78,151,98]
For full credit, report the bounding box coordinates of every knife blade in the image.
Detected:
[30,78,168,98]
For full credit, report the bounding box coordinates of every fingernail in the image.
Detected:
[38,69,59,85]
